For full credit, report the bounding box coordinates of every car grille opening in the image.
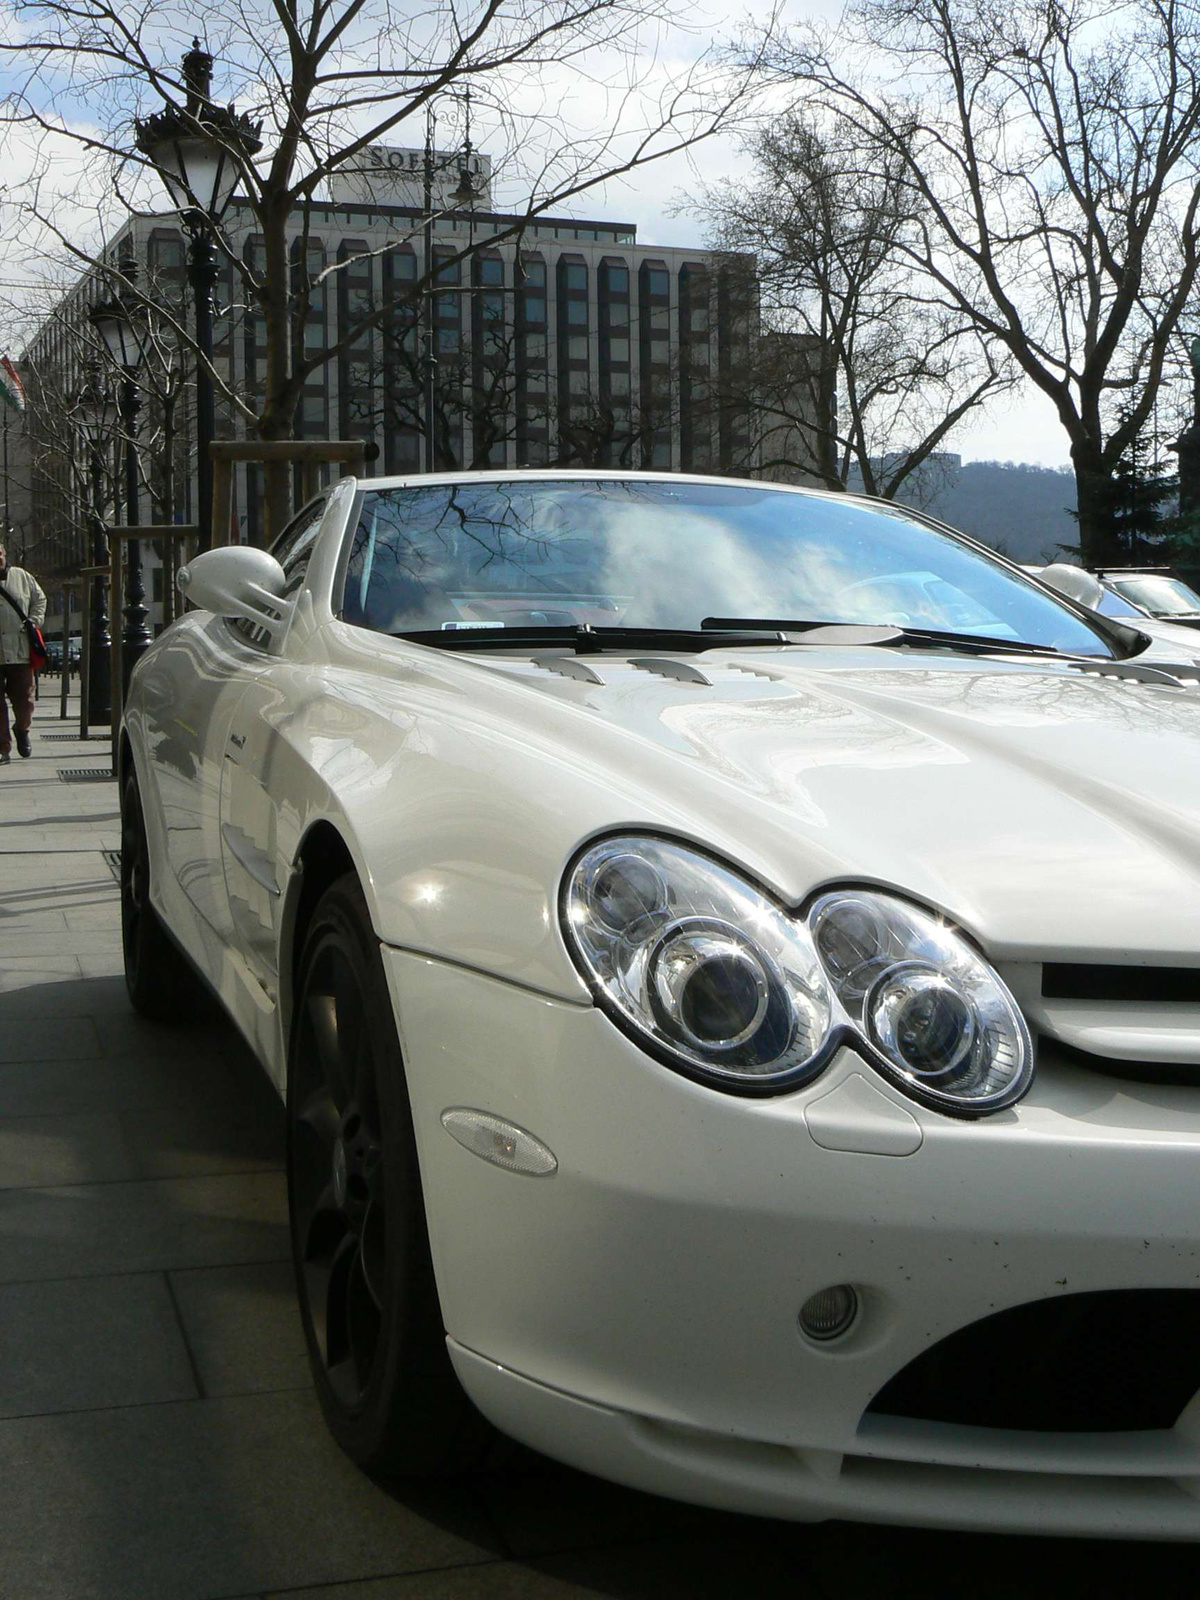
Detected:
[1042,963,1200,1003]
[867,1290,1200,1433]
[1043,1035,1200,1086]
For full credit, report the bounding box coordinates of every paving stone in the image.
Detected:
[0,1389,500,1600]
[76,950,126,980]
[0,1111,138,1187]
[169,1261,310,1397]
[261,1565,580,1599]
[0,1171,289,1282]
[62,906,123,932]
[475,1457,714,1559]
[0,954,82,992]
[0,1051,254,1118]
[0,905,69,930]
[92,1008,236,1059]
[0,972,131,1021]
[121,1095,284,1181]
[0,928,122,957]
[264,1534,835,1599]
[0,1015,102,1063]
[0,1273,198,1418]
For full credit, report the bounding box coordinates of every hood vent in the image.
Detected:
[530,655,607,685]
[1070,660,1200,688]
[629,657,713,686]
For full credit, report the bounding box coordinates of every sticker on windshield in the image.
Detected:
[442,620,506,630]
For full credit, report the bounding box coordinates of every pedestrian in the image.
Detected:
[0,540,48,763]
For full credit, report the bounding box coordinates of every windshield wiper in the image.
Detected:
[701,617,1071,658]
[394,624,791,654]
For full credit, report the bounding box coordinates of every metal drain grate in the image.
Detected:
[43,732,110,742]
[102,849,121,883]
[57,767,115,782]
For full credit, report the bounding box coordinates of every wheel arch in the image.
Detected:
[279,820,363,1042]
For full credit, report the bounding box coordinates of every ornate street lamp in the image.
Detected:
[89,258,152,691]
[76,365,117,724]
[136,41,262,551]
[422,90,478,473]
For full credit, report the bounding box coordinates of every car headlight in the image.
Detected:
[562,837,1033,1116]
[563,836,834,1092]
[809,889,1032,1114]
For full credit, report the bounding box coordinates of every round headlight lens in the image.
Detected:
[810,890,1032,1113]
[564,837,833,1089]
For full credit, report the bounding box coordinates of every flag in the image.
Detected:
[0,356,25,413]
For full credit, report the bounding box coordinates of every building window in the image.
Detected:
[639,260,673,471]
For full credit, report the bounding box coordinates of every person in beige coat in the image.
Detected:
[0,541,48,762]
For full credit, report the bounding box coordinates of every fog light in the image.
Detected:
[799,1284,858,1341]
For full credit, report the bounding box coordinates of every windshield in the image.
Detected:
[1106,575,1200,616]
[1094,586,1148,620]
[341,480,1113,656]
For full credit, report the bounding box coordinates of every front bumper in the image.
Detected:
[383,947,1200,1536]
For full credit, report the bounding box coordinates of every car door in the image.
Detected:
[217,499,328,1002]
[137,608,273,945]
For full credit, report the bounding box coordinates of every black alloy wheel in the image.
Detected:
[287,875,493,1475]
[120,771,200,1021]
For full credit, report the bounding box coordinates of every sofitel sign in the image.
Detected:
[329,146,493,210]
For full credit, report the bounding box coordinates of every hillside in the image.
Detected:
[851,458,1080,561]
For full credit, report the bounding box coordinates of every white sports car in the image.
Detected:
[121,471,1200,1539]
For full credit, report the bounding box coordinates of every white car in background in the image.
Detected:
[121,473,1200,1538]
[1034,563,1200,661]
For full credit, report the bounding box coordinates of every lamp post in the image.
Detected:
[77,365,116,724]
[90,259,151,693]
[136,40,262,551]
[422,93,480,474]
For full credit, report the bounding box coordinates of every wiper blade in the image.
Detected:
[701,617,1070,658]
[394,624,790,654]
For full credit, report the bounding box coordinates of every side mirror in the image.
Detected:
[1039,562,1105,610]
[177,547,291,638]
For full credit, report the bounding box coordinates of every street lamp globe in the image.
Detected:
[88,292,146,373]
[76,368,118,445]
[141,131,244,225]
[134,40,263,225]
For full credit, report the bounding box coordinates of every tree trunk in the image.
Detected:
[256,204,297,547]
[1071,444,1120,568]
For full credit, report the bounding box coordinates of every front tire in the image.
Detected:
[120,771,202,1021]
[287,874,493,1475]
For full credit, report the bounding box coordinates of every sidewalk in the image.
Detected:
[0,689,1192,1599]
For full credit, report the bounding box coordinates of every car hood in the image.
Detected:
[470,644,1200,965]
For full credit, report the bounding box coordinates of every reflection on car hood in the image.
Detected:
[477,644,1200,962]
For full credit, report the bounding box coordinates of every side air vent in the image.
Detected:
[1043,964,1200,1003]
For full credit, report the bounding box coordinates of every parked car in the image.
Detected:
[1095,567,1200,629]
[1033,563,1200,657]
[122,472,1200,1538]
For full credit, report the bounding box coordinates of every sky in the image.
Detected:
[0,0,1092,472]
[578,137,1078,470]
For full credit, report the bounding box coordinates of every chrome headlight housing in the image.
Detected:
[809,889,1032,1112]
[563,836,834,1091]
[562,836,1033,1115]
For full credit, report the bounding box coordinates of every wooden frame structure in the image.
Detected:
[210,440,371,549]
[100,525,200,759]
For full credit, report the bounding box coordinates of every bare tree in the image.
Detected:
[750,0,1200,561]
[4,0,753,535]
[699,112,1010,496]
